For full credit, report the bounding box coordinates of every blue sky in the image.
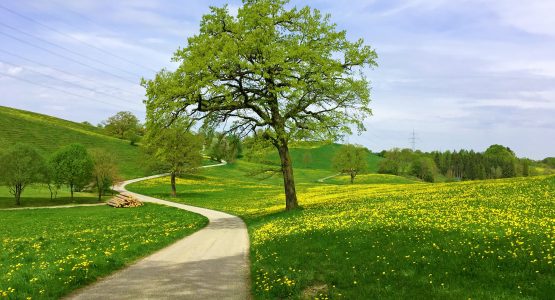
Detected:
[0,0,554,159]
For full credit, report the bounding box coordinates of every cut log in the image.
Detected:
[107,193,143,208]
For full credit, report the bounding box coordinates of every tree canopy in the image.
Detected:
[142,0,377,210]
[143,119,203,197]
[91,149,120,202]
[101,111,142,143]
[332,144,368,183]
[0,144,46,205]
[49,144,94,201]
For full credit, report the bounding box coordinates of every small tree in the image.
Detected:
[101,111,141,141]
[208,133,242,163]
[50,144,94,201]
[91,149,120,202]
[144,120,203,197]
[332,144,368,183]
[302,151,313,168]
[0,144,46,205]
[410,157,436,182]
[44,163,60,200]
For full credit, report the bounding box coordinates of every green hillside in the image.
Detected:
[264,142,382,172]
[0,106,147,179]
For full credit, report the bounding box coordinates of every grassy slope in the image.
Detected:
[325,173,418,185]
[0,204,207,299]
[264,142,382,173]
[0,106,147,179]
[128,160,555,299]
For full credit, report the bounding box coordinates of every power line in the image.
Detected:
[409,129,417,151]
[0,21,141,79]
[0,48,139,96]
[0,59,139,105]
[0,3,158,73]
[0,70,142,113]
[0,30,139,85]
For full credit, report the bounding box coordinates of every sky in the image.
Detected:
[0,0,554,159]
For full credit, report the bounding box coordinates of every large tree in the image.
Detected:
[0,144,46,205]
[143,120,203,197]
[50,144,94,201]
[142,0,377,210]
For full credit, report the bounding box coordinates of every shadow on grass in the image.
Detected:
[178,174,209,181]
[0,196,106,209]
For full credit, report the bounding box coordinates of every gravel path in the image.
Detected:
[67,161,251,299]
[317,172,341,183]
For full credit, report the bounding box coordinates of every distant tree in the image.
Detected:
[81,121,94,127]
[378,158,400,175]
[208,134,242,163]
[124,130,141,146]
[101,111,141,143]
[484,144,516,178]
[302,151,313,168]
[50,144,94,201]
[410,157,436,182]
[543,157,555,168]
[521,159,530,177]
[142,0,377,210]
[144,119,203,197]
[0,144,47,205]
[378,148,414,176]
[332,144,368,183]
[91,149,120,202]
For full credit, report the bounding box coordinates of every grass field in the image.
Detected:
[128,162,555,299]
[0,185,108,209]
[0,106,147,179]
[0,204,207,299]
[324,173,418,185]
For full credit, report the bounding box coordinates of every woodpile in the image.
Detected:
[107,193,143,208]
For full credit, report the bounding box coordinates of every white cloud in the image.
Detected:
[486,60,555,78]
[483,0,555,37]
[6,66,23,75]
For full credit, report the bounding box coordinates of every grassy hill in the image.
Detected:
[263,142,383,172]
[0,106,147,179]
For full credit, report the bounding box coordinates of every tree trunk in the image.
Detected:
[277,141,298,210]
[48,184,53,200]
[70,183,74,202]
[170,172,177,197]
[350,171,355,184]
[14,184,22,206]
[96,176,102,202]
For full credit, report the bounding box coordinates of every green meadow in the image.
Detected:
[128,161,555,299]
[0,204,207,299]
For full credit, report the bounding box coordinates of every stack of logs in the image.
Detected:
[107,193,143,208]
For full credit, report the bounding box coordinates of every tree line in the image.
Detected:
[377,144,538,182]
[0,143,119,205]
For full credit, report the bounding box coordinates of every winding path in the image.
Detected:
[67,161,251,300]
[317,172,341,183]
